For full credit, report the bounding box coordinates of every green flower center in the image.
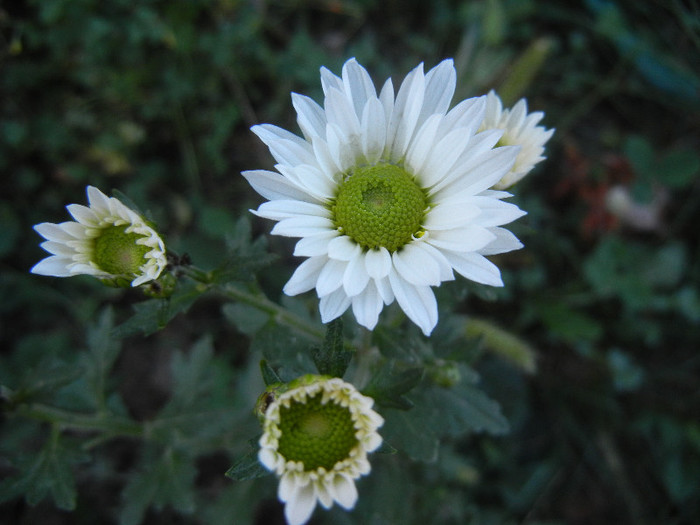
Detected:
[333,163,427,252]
[93,225,150,276]
[277,394,358,471]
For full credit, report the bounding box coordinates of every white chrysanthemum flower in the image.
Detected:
[244,58,532,336]
[258,375,384,525]
[31,186,167,287]
[479,90,554,190]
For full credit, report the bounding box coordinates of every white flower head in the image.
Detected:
[244,58,533,335]
[258,375,384,525]
[479,90,554,190]
[31,186,167,287]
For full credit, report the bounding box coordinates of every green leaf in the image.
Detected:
[83,307,121,408]
[0,430,87,511]
[112,281,204,337]
[259,359,282,386]
[120,447,197,525]
[225,446,270,481]
[364,362,424,410]
[222,302,270,335]
[381,407,439,463]
[424,380,510,436]
[312,318,354,378]
[163,336,215,413]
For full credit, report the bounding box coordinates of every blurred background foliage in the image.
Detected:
[1,0,699,523]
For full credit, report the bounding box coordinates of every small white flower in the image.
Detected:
[244,58,537,335]
[258,375,384,525]
[31,186,167,287]
[479,90,554,189]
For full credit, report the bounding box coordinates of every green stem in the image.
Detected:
[218,283,326,343]
[16,403,143,438]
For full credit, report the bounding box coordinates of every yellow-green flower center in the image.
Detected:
[333,164,427,252]
[93,225,150,276]
[277,393,358,471]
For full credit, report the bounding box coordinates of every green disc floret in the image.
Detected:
[333,164,427,252]
[277,394,358,471]
[94,225,150,275]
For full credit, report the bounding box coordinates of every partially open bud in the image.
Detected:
[31,186,167,287]
[257,375,383,525]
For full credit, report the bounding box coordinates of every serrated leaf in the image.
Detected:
[260,360,282,386]
[112,281,205,337]
[83,307,121,408]
[312,318,353,378]
[222,302,270,335]
[120,447,197,525]
[225,447,270,481]
[163,336,215,413]
[0,432,87,511]
[364,362,424,410]
[424,381,510,436]
[381,407,439,463]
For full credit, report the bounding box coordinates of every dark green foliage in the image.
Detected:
[312,318,354,378]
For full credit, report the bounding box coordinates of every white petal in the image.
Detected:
[387,63,425,160]
[320,65,344,97]
[242,170,317,203]
[86,186,112,216]
[319,287,351,323]
[315,480,334,509]
[316,258,347,296]
[374,275,395,305]
[343,251,371,297]
[326,122,359,174]
[351,280,384,330]
[271,216,335,238]
[30,256,73,277]
[276,164,336,201]
[278,472,297,501]
[419,125,476,188]
[443,251,503,286]
[324,87,361,138]
[423,202,481,230]
[311,137,343,180]
[292,93,327,140]
[430,146,519,200]
[411,241,455,282]
[331,474,359,510]
[478,227,524,256]
[441,96,485,136]
[284,256,328,296]
[33,222,80,242]
[471,197,527,226]
[405,113,442,175]
[258,448,278,471]
[342,58,377,118]
[284,483,317,525]
[388,270,438,336]
[293,231,338,257]
[392,243,442,286]
[252,124,315,167]
[364,247,392,280]
[327,236,361,261]
[360,97,387,165]
[254,200,330,221]
[39,241,77,256]
[427,226,496,252]
[66,204,98,226]
[419,59,456,123]
[426,129,504,194]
